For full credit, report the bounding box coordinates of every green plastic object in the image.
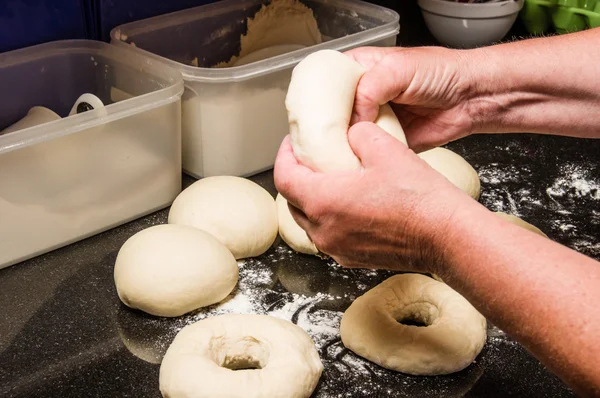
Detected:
[520,0,600,34]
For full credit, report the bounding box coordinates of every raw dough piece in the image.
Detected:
[114,225,238,317]
[281,50,406,254]
[340,273,486,375]
[159,314,323,398]
[168,176,278,259]
[233,44,306,66]
[495,212,547,237]
[217,0,321,67]
[418,147,481,199]
[286,49,407,173]
[276,193,318,255]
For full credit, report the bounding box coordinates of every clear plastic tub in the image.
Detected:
[0,40,184,269]
[110,0,400,178]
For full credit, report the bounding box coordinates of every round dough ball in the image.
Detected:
[495,212,547,237]
[286,50,406,174]
[340,273,486,376]
[114,224,238,317]
[282,50,406,256]
[276,194,318,255]
[418,147,481,199]
[168,176,278,259]
[160,314,323,398]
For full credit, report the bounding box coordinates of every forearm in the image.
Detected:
[463,28,600,138]
[436,202,600,396]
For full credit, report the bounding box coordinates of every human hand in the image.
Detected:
[274,121,476,272]
[345,46,475,152]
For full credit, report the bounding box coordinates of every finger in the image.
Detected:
[287,202,315,233]
[347,121,409,168]
[273,136,322,211]
[352,51,416,124]
[344,46,397,70]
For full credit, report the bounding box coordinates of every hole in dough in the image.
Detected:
[397,315,429,327]
[394,302,438,328]
[215,337,269,371]
[222,356,263,371]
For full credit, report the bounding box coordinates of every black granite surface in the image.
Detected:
[1,132,599,397]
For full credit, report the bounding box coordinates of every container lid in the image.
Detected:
[110,0,400,83]
[0,40,184,155]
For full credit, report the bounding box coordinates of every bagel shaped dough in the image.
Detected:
[114,224,238,317]
[286,49,407,173]
[340,273,486,375]
[276,193,318,255]
[168,176,278,259]
[159,314,323,398]
[418,147,481,200]
[495,212,547,237]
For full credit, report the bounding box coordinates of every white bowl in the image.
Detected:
[418,0,524,48]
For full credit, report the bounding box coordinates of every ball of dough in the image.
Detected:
[282,50,406,255]
[340,273,486,375]
[286,49,406,174]
[114,224,238,317]
[160,314,323,398]
[417,147,481,199]
[495,212,547,237]
[168,176,278,259]
[276,194,318,255]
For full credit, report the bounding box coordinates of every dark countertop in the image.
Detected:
[1,132,599,397]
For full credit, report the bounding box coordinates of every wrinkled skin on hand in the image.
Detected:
[347,46,476,152]
[274,122,474,272]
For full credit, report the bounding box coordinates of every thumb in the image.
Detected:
[348,121,408,168]
[351,51,415,124]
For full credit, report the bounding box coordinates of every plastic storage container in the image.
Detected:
[110,0,400,178]
[94,0,218,41]
[0,40,184,269]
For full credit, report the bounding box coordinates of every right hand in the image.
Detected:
[346,46,476,152]
[274,121,477,272]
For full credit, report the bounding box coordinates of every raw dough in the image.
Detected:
[168,176,278,259]
[286,49,406,173]
[217,0,321,67]
[280,50,406,254]
[340,273,487,375]
[114,224,238,317]
[418,147,481,199]
[495,212,547,237]
[159,314,323,398]
[276,193,318,255]
[233,44,306,66]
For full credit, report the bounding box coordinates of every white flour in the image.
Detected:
[478,157,599,259]
[546,163,600,201]
[144,245,520,397]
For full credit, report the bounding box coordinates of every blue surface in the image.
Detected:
[95,0,219,42]
[0,0,89,53]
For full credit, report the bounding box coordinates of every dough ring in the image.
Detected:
[159,314,323,398]
[340,273,486,376]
